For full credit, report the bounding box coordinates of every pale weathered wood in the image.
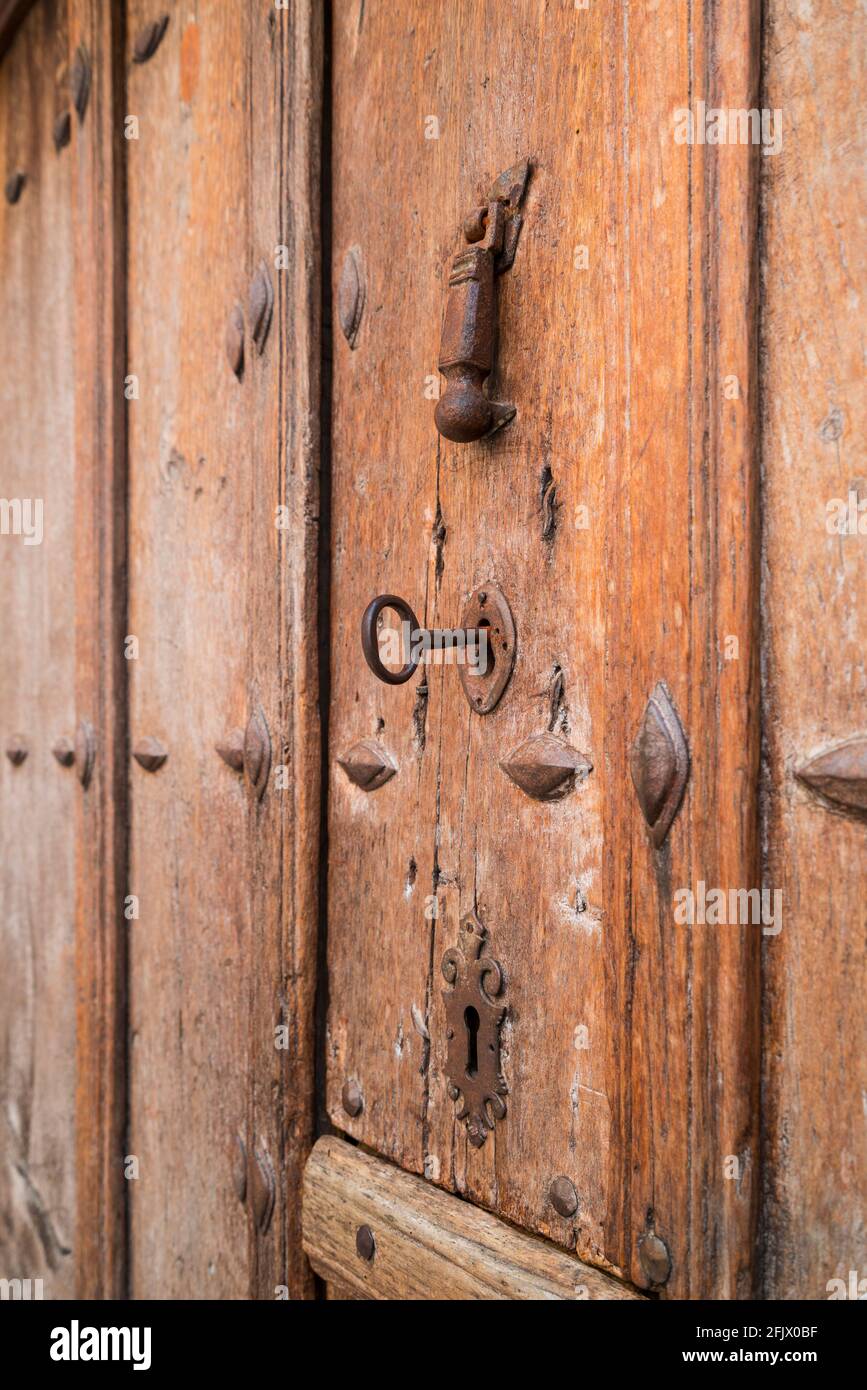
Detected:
[0,0,76,1299]
[327,0,760,1298]
[125,0,321,1299]
[303,1137,644,1300]
[761,0,866,1299]
[69,0,129,1300]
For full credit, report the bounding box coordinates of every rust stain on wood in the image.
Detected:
[179,20,199,103]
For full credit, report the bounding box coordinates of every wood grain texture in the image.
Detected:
[125,0,321,1299]
[69,0,128,1300]
[327,0,760,1298]
[760,0,866,1299]
[0,0,76,1299]
[303,1136,644,1300]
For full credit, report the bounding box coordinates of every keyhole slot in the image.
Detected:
[473,619,493,678]
[464,1005,480,1078]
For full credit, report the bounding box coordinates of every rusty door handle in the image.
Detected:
[360,584,516,714]
[435,159,531,444]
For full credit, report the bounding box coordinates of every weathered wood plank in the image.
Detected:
[68,0,128,1300]
[602,0,762,1299]
[761,0,866,1300]
[0,0,76,1300]
[245,0,323,1303]
[327,0,761,1298]
[125,0,321,1299]
[303,1137,644,1300]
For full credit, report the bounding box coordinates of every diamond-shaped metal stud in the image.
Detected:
[215,727,245,773]
[337,738,397,791]
[132,737,168,773]
[629,682,689,847]
[51,736,75,767]
[795,737,867,815]
[243,707,271,800]
[499,732,592,801]
[5,735,27,766]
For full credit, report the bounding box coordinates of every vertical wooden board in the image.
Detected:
[126,0,253,1299]
[126,0,320,1299]
[761,0,866,1299]
[602,0,762,1299]
[244,0,322,1303]
[0,0,76,1298]
[327,0,458,1179]
[328,0,760,1298]
[69,0,128,1302]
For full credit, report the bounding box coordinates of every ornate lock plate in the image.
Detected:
[441,910,507,1148]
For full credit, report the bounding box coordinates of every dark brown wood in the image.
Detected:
[0,0,34,62]
[0,0,76,1299]
[327,0,761,1299]
[69,0,128,1301]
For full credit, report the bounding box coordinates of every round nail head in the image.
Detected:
[639,1232,672,1286]
[341,1079,363,1118]
[355,1224,375,1262]
[549,1176,578,1218]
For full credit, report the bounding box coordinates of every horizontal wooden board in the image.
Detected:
[303,1137,644,1300]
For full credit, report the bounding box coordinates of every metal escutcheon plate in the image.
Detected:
[458,583,516,715]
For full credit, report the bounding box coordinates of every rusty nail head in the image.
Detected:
[132,736,168,772]
[639,1231,672,1286]
[249,1142,275,1234]
[243,707,271,799]
[70,46,90,121]
[5,735,28,766]
[549,1176,578,1218]
[51,736,75,767]
[4,172,26,204]
[132,14,170,64]
[225,303,244,379]
[341,1079,363,1117]
[215,727,245,773]
[75,719,96,788]
[355,1224,375,1262]
[53,110,72,152]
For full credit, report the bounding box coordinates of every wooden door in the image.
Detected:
[324,0,761,1300]
[0,0,863,1307]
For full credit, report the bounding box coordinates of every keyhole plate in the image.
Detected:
[441,910,507,1148]
[458,583,516,716]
